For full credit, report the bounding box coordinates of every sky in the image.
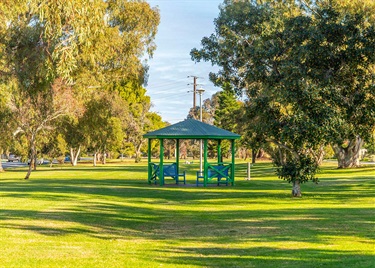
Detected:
[145,0,223,123]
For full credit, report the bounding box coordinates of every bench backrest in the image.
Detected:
[163,163,177,177]
[208,165,230,179]
[152,163,178,177]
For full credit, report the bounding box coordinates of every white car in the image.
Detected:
[8,155,21,162]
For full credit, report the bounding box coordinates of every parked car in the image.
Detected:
[8,154,21,162]
[27,158,45,165]
[64,156,80,162]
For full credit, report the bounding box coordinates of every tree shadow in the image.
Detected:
[1,163,374,267]
[153,247,374,267]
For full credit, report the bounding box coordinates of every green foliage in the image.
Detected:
[0,85,14,151]
[214,83,241,132]
[80,91,126,154]
[191,0,375,191]
[41,133,68,163]
[276,155,319,184]
[59,116,86,152]
[0,0,159,84]
[324,145,335,159]
[366,130,375,154]
[108,79,165,161]
[0,0,160,173]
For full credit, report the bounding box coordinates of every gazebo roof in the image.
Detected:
[143,119,241,140]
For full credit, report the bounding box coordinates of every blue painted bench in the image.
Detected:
[150,163,186,185]
[196,164,231,186]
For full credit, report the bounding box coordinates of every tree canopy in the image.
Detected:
[191,0,375,196]
[0,0,159,84]
[0,0,160,178]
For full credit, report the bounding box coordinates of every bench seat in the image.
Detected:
[150,163,186,185]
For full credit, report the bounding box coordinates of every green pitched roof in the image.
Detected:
[144,119,241,140]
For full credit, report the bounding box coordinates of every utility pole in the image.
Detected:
[197,88,205,173]
[188,76,198,108]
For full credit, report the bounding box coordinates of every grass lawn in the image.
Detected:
[0,160,374,267]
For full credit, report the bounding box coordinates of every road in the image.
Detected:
[1,160,28,169]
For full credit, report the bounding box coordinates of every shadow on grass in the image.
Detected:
[1,163,374,267]
[155,247,374,268]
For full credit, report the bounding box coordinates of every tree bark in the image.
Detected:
[292,179,302,197]
[33,154,37,171]
[315,146,325,166]
[0,149,4,172]
[25,140,36,180]
[135,143,142,163]
[334,136,363,168]
[257,148,265,158]
[102,151,106,165]
[251,149,257,164]
[93,152,97,167]
[70,146,81,166]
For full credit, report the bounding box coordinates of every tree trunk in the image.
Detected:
[334,136,363,168]
[102,151,106,165]
[25,142,36,180]
[135,144,142,163]
[135,151,141,163]
[70,146,81,166]
[251,149,257,164]
[240,148,247,161]
[0,150,3,172]
[257,148,265,158]
[292,179,302,197]
[93,152,97,167]
[33,154,37,171]
[315,146,325,166]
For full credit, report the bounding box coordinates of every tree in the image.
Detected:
[59,116,85,166]
[10,79,76,178]
[315,0,375,168]
[80,91,127,166]
[191,0,375,196]
[0,0,160,177]
[214,83,245,161]
[214,83,241,132]
[109,80,165,162]
[40,133,68,167]
[0,85,15,172]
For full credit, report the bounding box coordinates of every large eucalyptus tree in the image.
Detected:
[191,0,375,196]
[0,1,159,178]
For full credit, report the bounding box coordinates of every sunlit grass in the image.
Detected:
[0,160,374,267]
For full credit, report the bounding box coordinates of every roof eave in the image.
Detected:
[143,135,240,140]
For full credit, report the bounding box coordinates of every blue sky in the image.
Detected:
[146,0,223,123]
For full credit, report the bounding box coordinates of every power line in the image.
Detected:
[147,80,187,89]
[187,75,203,108]
[151,92,189,102]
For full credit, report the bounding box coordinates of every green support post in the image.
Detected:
[204,139,208,187]
[159,138,164,186]
[217,139,222,164]
[176,139,180,183]
[231,139,235,186]
[148,138,152,184]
